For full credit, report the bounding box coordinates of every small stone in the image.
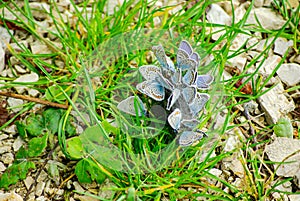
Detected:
[0,45,4,72]
[258,82,295,125]
[254,0,264,7]
[274,38,293,56]
[1,152,14,164]
[246,7,286,30]
[227,53,247,72]
[2,124,16,134]
[258,54,282,77]
[10,41,28,52]
[265,137,300,177]
[0,134,9,141]
[28,89,40,97]
[73,181,85,192]
[36,196,46,201]
[0,146,11,154]
[13,136,25,152]
[289,194,300,201]
[24,176,35,190]
[229,33,251,51]
[37,170,48,182]
[28,2,50,20]
[206,4,231,40]
[0,192,23,201]
[104,0,125,15]
[277,63,300,86]
[13,72,39,94]
[0,161,6,172]
[35,182,45,196]
[15,65,27,74]
[255,37,274,52]
[31,43,52,55]
[7,97,24,113]
[0,26,13,49]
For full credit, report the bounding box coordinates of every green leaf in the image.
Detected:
[0,161,35,190]
[80,125,123,171]
[43,108,62,134]
[45,85,72,103]
[273,117,293,138]
[65,116,76,137]
[27,133,48,157]
[101,120,119,135]
[25,114,45,137]
[66,136,84,159]
[75,158,106,184]
[15,121,27,138]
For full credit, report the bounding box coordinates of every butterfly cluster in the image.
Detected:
[118,40,213,146]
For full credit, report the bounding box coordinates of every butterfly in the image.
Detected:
[189,92,210,117]
[138,65,174,101]
[117,96,146,116]
[177,40,200,71]
[178,130,207,147]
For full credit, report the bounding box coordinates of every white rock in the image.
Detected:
[246,7,286,30]
[7,97,24,113]
[0,45,4,72]
[103,0,125,15]
[28,89,40,97]
[277,63,300,86]
[257,54,282,77]
[274,38,293,56]
[13,136,24,152]
[31,43,52,55]
[289,194,300,201]
[206,4,231,40]
[29,2,50,19]
[224,128,244,152]
[0,146,11,154]
[24,176,35,190]
[256,37,274,52]
[258,82,295,124]
[0,26,13,49]
[265,137,300,177]
[36,196,46,201]
[230,33,251,51]
[10,41,28,52]
[1,152,14,164]
[0,134,9,141]
[15,65,27,74]
[0,161,6,172]
[227,53,247,72]
[254,0,264,7]
[0,192,23,201]
[0,7,17,20]
[294,54,300,64]
[13,72,39,94]
[35,182,45,196]
[206,168,222,185]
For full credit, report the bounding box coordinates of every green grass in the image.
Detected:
[0,0,300,200]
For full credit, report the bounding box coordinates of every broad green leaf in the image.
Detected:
[75,158,106,184]
[15,121,27,138]
[66,136,84,159]
[80,125,123,171]
[25,114,45,136]
[45,85,72,103]
[43,108,62,134]
[0,161,35,190]
[27,133,48,157]
[273,117,293,138]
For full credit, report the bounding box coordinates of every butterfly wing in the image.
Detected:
[117,96,146,116]
[139,65,161,80]
[178,58,197,71]
[195,74,214,90]
[179,130,206,147]
[152,45,175,73]
[189,93,210,117]
[181,119,200,129]
[182,86,196,104]
[182,70,197,86]
[137,80,165,101]
[179,40,193,55]
[167,108,182,130]
[166,88,181,110]
[155,72,174,90]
